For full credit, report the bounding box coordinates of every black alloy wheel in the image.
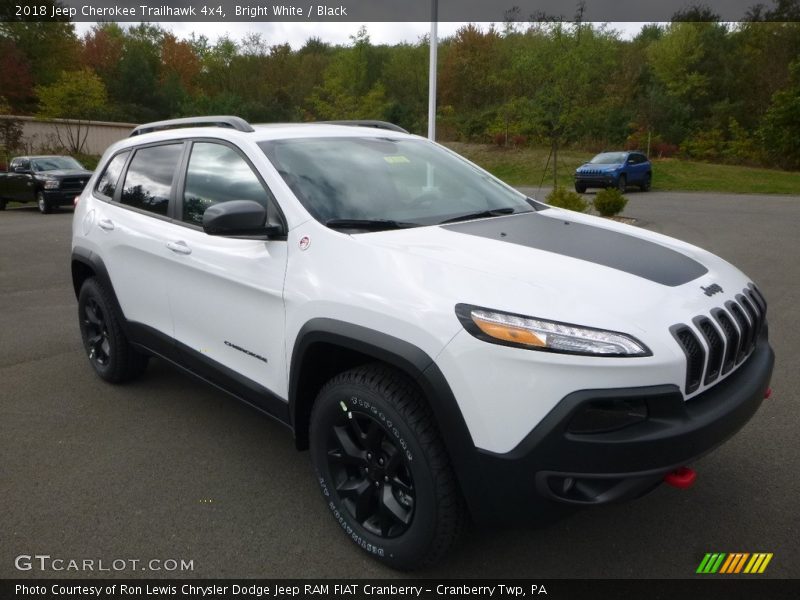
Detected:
[326,408,415,538]
[310,363,464,569]
[77,277,148,383]
[83,297,111,367]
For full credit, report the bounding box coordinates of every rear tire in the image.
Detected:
[37,192,53,214]
[78,278,148,383]
[310,363,465,570]
[641,174,652,191]
[0,199,6,211]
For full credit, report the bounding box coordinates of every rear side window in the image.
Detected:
[95,152,130,199]
[182,142,271,226]
[120,144,183,216]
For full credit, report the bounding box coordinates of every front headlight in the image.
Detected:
[455,304,651,357]
[42,178,60,190]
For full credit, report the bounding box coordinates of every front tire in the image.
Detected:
[310,364,464,570]
[574,182,587,193]
[616,175,627,192]
[78,278,148,383]
[37,192,53,214]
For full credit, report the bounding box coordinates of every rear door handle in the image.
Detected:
[166,240,192,255]
[98,218,115,231]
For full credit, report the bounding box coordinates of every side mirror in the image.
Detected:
[202,200,284,238]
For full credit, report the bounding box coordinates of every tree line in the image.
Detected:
[1,0,799,169]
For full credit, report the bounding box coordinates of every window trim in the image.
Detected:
[93,150,131,202]
[91,137,287,238]
[100,140,185,223]
[173,137,287,235]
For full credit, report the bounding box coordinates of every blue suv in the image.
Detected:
[574,151,652,193]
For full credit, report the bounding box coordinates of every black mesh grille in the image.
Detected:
[750,285,768,314]
[727,301,752,363]
[674,286,766,396]
[739,294,761,352]
[674,327,705,394]
[713,309,739,375]
[696,318,724,385]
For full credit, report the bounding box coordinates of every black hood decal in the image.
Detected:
[441,212,708,287]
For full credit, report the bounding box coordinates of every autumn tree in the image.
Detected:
[82,23,125,88]
[0,97,24,168]
[760,59,800,168]
[159,33,201,115]
[309,27,390,121]
[36,68,108,153]
[512,19,617,187]
[0,14,80,87]
[0,39,34,111]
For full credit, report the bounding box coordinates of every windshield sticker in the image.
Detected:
[383,155,410,164]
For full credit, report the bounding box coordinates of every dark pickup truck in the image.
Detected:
[0,155,93,214]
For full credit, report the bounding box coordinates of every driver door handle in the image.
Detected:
[166,240,192,255]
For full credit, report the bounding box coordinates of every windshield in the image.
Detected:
[259,137,532,227]
[589,152,627,165]
[31,157,84,172]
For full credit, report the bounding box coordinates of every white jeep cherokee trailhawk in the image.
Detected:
[71,116,774,569]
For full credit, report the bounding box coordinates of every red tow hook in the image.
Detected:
[764,387,773,399]
[664,467,696,489]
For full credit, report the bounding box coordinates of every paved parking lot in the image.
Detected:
[1,191,798,578]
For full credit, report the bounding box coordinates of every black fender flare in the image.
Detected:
[71,247,130,335]
[289,318,485,516]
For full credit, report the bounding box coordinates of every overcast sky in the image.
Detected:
[71,21,646,47]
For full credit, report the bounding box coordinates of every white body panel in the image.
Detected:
[87,201,176,338]
[164,226,289,395]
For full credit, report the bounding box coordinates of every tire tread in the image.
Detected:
[314,363,465,569]
[79,278,148,383]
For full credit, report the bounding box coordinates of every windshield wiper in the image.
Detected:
[438,207,527,225]
[324,218,421,231]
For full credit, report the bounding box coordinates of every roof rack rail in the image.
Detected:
[320,120,409,134]
[130,116,254,137]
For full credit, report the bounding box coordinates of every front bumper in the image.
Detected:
[457,330,773,523]
[43,189,82,206]
[575,172,618,187]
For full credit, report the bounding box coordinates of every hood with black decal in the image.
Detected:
[441,211,708,287]
[350,208,752,340]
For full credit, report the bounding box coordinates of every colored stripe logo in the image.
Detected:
[697,553,773,574]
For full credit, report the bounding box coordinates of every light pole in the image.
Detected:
[427,0,438,141]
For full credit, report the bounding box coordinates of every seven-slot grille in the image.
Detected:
[672,284,767,395]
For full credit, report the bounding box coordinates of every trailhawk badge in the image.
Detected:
[702,283,724,297]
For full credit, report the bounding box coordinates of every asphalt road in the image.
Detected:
[1,191,798,579]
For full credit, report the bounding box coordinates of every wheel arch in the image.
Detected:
[289,319,481,511]
[71,248,129,335]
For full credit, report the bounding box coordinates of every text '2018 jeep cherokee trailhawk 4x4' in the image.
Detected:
[71,116,774,570]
